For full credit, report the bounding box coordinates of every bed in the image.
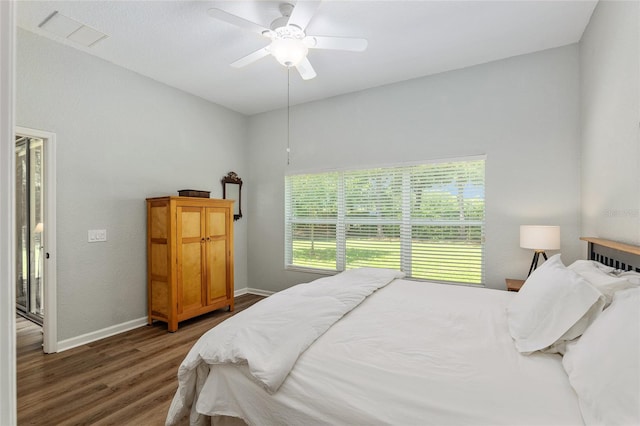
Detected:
[166,238,640,426]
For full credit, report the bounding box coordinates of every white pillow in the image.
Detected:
[568,259,616,274]
[507,254,605,354]
[568,260,636,306]
[616,270,640,286]
[562,287,640,426]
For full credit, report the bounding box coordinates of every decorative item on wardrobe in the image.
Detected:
[222,172,243,220]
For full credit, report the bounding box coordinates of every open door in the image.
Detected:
[15,127,56,353]
[15,135,44,325]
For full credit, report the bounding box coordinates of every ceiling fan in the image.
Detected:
[207,1,368,80]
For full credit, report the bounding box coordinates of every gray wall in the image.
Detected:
[19,0,637,341]
[580,0,640,246]
[17,29,249,341]
[247,45,582,292]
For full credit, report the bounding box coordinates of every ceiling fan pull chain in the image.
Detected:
[287,67,291,166]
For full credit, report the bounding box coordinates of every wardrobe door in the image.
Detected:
[177,206,205,315]
[205,207,228,304]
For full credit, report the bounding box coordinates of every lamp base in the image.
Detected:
[527,250,548,277]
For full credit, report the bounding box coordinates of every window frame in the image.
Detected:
[285,155,486,285]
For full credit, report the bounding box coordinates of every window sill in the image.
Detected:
[285,265,338,276]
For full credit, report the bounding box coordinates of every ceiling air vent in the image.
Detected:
[38,11,108,48]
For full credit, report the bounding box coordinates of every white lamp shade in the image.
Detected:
[520,225,560,250]
[269,38,308,67]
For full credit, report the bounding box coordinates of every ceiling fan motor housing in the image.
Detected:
[270,3,299,32]
[270,15,290,31]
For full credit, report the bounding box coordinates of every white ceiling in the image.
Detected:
[17,0,597,116]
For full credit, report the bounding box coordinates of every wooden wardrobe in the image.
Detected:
[146,196,234,332]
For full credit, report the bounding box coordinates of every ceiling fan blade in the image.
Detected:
[295,57,317,80]
[208,8,269,36]
[287,1,321,31]
[305,36,368,52]
[230,47,271,68]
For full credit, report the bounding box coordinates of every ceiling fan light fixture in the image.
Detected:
[270,38,308,67]
[208,2,367,79]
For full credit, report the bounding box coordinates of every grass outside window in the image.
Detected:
[292,239,482,284]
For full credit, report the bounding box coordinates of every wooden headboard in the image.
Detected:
[580,237,640,272]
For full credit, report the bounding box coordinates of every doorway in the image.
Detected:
[15,135,44,325]
[15,127,57,353]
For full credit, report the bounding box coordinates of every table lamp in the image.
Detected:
[520,225,561,276]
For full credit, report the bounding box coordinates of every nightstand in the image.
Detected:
[505,278,526,292]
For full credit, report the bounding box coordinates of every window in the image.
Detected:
[285,157,485,285]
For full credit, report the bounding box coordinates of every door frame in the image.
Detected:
[1,0,17,423]
[16,126,57,353]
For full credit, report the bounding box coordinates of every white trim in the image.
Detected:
[246,288,275,297]
[56,317,148,353]
[57,290,274,353]
[235,287,275,297]
[55,287,277,352]
[0,1,17,424]
[16,127,57,353]
[285,265,337,276]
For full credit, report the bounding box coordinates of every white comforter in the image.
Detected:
[185,279,585,425]
[166,268,405,425]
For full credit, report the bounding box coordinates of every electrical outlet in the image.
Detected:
[95,229,107,242]
[88,229,107,242]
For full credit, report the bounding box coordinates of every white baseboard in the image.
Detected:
[234,287,248,297]
[235,287,275,297]
[56,290,274,353]
[56,316,148,353]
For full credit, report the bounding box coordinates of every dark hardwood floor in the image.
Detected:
[17,294,264,425]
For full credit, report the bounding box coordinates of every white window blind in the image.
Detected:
[285,157,485,284]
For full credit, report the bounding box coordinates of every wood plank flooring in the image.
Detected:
[17,294,264,425]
